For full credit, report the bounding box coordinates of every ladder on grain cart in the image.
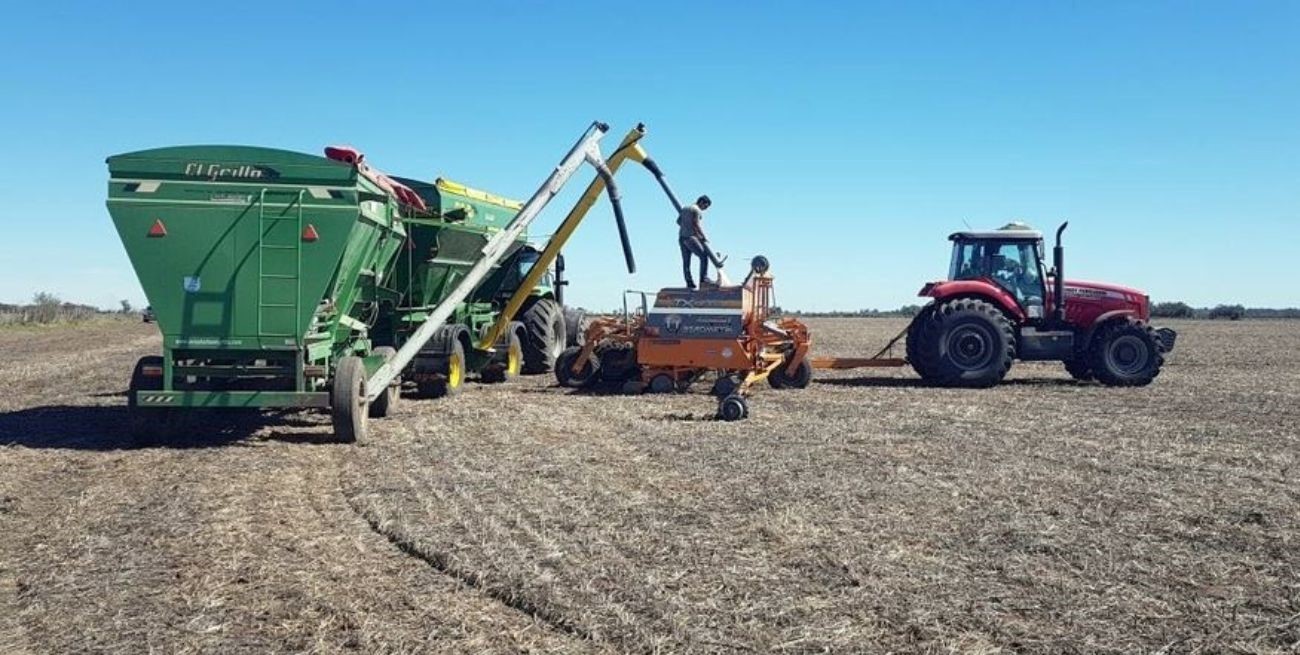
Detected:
[363,121,632,401]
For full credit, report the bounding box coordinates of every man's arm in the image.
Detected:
[691,211,707,242]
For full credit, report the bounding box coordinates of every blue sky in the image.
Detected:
[0,1,1295,311]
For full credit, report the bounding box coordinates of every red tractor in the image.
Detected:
[906,222,1177,387]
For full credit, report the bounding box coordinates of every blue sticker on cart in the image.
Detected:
[183,276,201,293]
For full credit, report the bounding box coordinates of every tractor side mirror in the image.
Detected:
[556,253,566,273]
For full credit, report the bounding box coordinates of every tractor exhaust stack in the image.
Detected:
[1054,221,1069,324]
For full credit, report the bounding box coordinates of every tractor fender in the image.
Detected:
[422,323,471,357]
[1079,309,1142,350]
[920,281,1027,323]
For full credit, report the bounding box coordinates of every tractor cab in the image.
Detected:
[947,223,1051,321]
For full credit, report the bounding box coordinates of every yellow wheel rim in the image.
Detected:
[448,353,464,387]
[507,343,522,375]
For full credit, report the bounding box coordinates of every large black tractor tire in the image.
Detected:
[1088,318,1164,387]
[769,357,813,389]
[128,356,174,446]
[910,298,1016,388]
[555,346,599,388]
[1063,357,1094,382]
[905,305,942,380]
[521,298,566,374]
[418,339,466,398]
[368,347,399,418]
[331,355,368,444]
[564,307,588,348]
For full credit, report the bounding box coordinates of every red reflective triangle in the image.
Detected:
[147,218,167,237]
[301,224,319,242]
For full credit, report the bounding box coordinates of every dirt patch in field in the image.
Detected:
[346,318,1300,652]
[0,318,1296,653]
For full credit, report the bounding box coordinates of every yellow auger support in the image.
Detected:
[477,125,651,351]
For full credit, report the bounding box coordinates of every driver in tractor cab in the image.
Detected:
[677,195,713,289]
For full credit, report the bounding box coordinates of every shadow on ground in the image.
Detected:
[815,376,1084,388]
[0,402,336,450]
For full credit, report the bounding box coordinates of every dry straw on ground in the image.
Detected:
[1,318,1296,653]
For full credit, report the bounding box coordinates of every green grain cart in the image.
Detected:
[108,122,629,443]
[381,177,568,398]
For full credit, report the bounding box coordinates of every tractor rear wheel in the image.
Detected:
[906,305,942,380]
[1088,318,1163,387]
[911,298,1016,387]
[331,356,368,444]
[769,357,813,389]
[368,347,399,418]
[521,298,566,374]
[555,346,599,388]
[1063,357,1094,382]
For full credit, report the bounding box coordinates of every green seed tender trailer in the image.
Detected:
[109,122,635,443]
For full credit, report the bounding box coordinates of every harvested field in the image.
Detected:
[1,317,1297,653]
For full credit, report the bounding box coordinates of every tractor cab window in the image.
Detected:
[990,242,1044,309]
[506,249,552,293]
[950,239,1046,312]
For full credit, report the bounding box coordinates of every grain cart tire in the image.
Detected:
[481,326,524,384]
[331,356,368,444]
[717,395,749,422]
[419,339,466,398]
[1063,358,1094,382]
[906,305,942,380]
[555,346,599,388]
[1088,318,1163,387]
[564,307,588,348]
[368,347,399,418]
[913,298,1016,387]
[521,298,566,374]
[128,356,173,446]
[769,358,813,390]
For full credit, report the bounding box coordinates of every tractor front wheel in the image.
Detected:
[1088,318,1163,386]
[331,355,368,444]
[911,298,1016,387]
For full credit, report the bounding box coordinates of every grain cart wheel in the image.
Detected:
[769,358,813,390]
[481,327,523,384]
[1063,358,1094,382]
[368,347,399,418]
[912,298,1016,387]
[521,298,566,374]
[1088,318,1164,387]
[717,395,749,421]
[331,356,368,444]
[905,305,942,380]
[419,340,466,398]
[128,356,173,446]
[555,346,599,388]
